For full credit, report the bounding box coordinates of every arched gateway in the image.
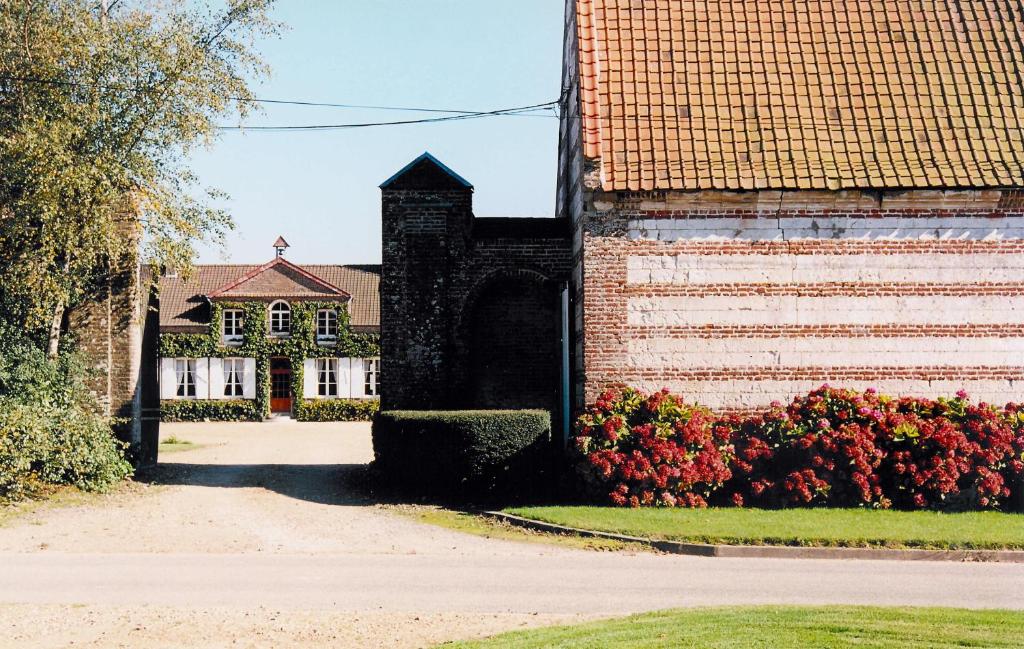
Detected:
[379,153,572,425]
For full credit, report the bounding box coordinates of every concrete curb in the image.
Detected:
[482,511,1024,563]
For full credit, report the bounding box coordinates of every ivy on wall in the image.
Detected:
[159,300,380,420]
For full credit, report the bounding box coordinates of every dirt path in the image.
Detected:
[1,421,1022,648]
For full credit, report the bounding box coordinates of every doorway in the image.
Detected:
[270,357,292,414]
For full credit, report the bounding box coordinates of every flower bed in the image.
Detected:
[573,386,1024,511]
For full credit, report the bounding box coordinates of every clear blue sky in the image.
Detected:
[189,1,564,265]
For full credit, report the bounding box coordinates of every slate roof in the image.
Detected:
[159,264,380,332]
[576,0,1024,192]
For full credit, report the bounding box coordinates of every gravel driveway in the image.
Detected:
[1,420,1022,648]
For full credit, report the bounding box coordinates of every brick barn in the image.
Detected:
[557,0,1024,412]
[382,0,1024,431]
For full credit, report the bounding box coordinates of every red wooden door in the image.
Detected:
[269,357,292,414]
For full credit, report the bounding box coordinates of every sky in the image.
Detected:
[188,1,565,265]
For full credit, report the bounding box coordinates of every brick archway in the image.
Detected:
[457,269,561,411]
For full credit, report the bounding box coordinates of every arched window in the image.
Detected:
[268,301,291,336]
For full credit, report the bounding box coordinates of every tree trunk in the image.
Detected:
[47,300,64,358]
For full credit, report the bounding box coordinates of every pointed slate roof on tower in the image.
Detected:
[379,152,473,191]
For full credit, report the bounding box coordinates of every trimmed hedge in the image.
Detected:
[295,398,379,422]
[372,410,552,498]
[160,399,261,422]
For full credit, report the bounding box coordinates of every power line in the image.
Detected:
[0,73,558,121]
[216,101,560,132]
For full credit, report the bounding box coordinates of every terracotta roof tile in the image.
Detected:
[159,264,380,332]
[576,0,1024,191]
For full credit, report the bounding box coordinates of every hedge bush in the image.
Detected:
[160,399,261,422]
[573,386,1024,511]
[0,338,132,502]
[295,398,379,422]
[372,410,552,498]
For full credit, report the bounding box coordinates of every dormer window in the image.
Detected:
[316,309,338,345]
[269,301,291,337]
[222,309,244,346]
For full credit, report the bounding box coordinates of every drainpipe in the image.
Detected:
[560,282,571,450]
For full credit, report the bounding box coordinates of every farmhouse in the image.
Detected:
[157,239,381,420]
[381,0,1024,425]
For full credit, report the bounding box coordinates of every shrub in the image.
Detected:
[295,398,379,422]
[372,410,552,498]
[577,386,1024,511]
[160,399,261,422]
[572,388,733,507]
[0,337,131,502]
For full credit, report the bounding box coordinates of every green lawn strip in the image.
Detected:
[441,606,1024,649]
[389,505,653,553]
[503,507,1024,550]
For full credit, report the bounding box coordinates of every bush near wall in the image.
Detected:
[160,399,261,422]
[295,399,379,422]
[574,387,1024,511]
[372,410,552,498]
[0,338,132,502]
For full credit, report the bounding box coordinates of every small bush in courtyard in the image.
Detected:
[574,386,1024,511]
[295,398,379,422]
[160,399,261,422]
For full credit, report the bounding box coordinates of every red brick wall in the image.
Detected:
[580,190,1024,411]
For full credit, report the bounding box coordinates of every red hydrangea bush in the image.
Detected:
[574,386,1024,511]
[573,388,733,507]
[722,387,887,508]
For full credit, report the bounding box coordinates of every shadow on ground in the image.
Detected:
[134,462,546,509]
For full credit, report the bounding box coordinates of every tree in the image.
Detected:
[0,0,277,354]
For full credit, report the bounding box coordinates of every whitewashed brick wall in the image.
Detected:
[582,200,1024,411]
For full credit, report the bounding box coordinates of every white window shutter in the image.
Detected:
[302,359,317,398]
[242,358,257,399]
[209,358,225,400]
[344,358,360,399]
[194,358,210,400]
[160,358,178,399]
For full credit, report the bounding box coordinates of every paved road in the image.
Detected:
[1,421,1022,648]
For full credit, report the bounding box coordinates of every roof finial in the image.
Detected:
[273,236,290,258]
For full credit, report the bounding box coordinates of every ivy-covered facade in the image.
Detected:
[157,252,381,422]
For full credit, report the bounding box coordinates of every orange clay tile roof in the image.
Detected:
[576,0,1024,192]
[159,264,380,332]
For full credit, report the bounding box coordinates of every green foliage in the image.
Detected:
[295,399,379,422]
[160,399,261,423]
[0,0,278,341]
[445,607,1024,649]
[504,506,1024,551]
[159,300,380,420]
[0,334,131,502]
[372,410,552,499]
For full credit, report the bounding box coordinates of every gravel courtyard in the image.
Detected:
[1,421,1022,648]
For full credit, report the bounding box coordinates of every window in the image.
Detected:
[222,309,244,345]
[269,301,291,336]
[316,309,338,344]
[317,358,339,397]
[175,359,196,398]
[363,358,380,397]
[223,358,244,397]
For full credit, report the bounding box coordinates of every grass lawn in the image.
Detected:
[504,506,1024,550]
[390,505,652,553]
[441,606,1024,648]
[158,435,203,454]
